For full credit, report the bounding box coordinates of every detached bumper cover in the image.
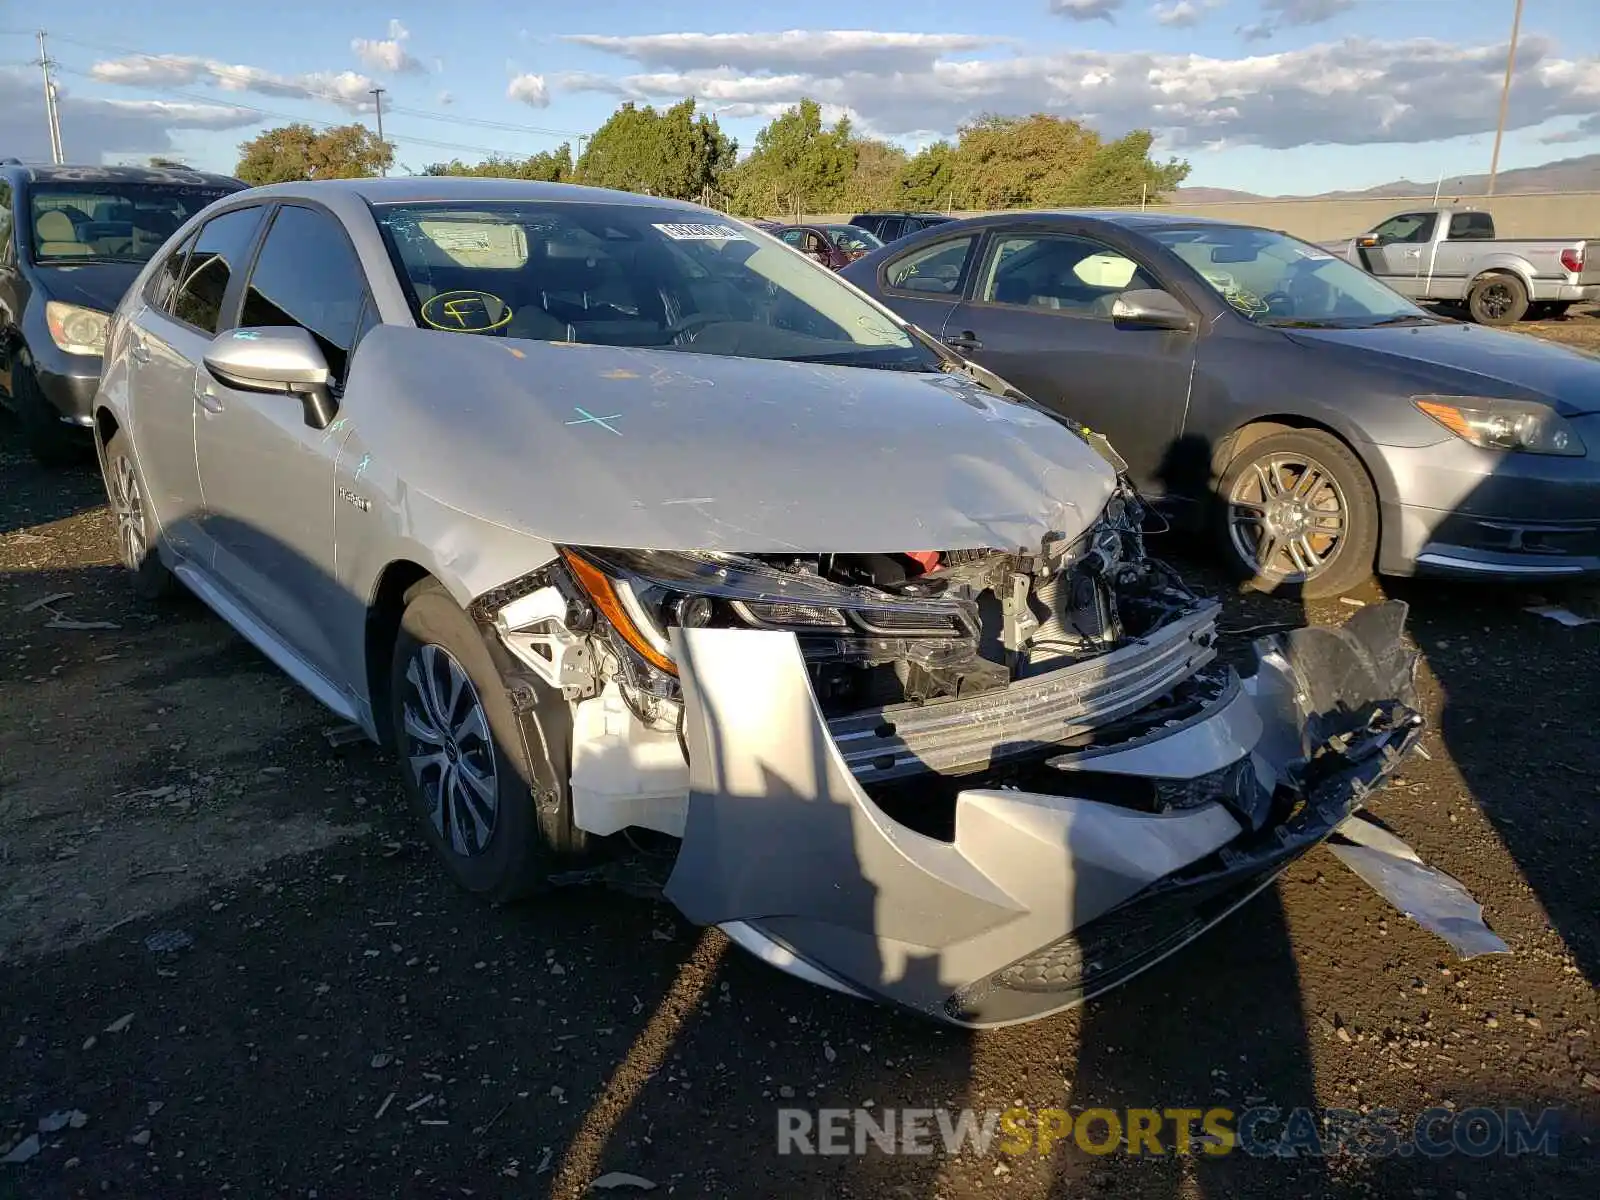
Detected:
[665,601,1422,1027]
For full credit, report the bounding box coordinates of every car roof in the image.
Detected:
[237,177,714,210]
[5,163,244,189]
[934,209,1244,231]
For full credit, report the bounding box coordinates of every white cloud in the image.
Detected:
[1267,0,1356,25]
[557,34,1600,152]
[91,53,379,111]
[1049,0,1127,21]
[352,17,426,75]
[1240,0,1356,41]
[507,73,550,107]
[1154,0,1220,28]
[563,31,1005,74]
[0,67,261,162]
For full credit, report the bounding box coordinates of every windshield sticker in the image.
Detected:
[652,222,748,242]
[416,220,528,268]
[420,290,514,333]
[1292,246,1336,261]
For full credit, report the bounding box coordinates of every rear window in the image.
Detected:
[28,182,235,265]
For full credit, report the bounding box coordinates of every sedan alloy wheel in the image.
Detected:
[1227,452,1349,584]
[401,643,500,858]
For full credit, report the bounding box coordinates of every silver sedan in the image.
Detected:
[92,178,1422,1026]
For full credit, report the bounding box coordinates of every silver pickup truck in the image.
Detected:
[1320,206,1600,326]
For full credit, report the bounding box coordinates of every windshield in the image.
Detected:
[373,201,939,370]
[821,225,883,253]
[1150,226,1435,327]
[29,183,234,265]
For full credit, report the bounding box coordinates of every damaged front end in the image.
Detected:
[477,484,1423,1027]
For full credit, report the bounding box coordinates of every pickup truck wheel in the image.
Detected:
[12,364,83,467]
[1467,272,1529,326]
[388,580,584,905]
[1219,429,1379,599]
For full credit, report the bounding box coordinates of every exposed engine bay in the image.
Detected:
[474,481,1217,814]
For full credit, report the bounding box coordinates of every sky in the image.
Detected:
[1,0,1598,196]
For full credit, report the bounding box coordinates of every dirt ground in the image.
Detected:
[2,314,1598,1198]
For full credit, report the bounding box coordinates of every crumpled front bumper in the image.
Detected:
[664,601,1423,1028]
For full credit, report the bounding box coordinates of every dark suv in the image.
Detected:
[0,163,245,463]
[847,210,953,245]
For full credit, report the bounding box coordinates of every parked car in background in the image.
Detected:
[843,211,1600,596]
[772,222,883,269]
[1320,206,1600,327]
[0,163,245,463]
[91,178,1421,1026]
[848,210,953,244]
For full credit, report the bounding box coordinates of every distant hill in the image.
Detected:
[1175,153,1600,202]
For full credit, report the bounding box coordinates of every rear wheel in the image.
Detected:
[101,427,178,601]
[1467,272,1529,326]
[388,580,584,904]
[1218,429,1379,599]
[12,364,82,467]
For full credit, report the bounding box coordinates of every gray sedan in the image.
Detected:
[842,212,1600,596]
[92,179,1420,1025]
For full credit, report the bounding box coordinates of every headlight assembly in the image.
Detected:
[1413,395,1585,457]
[45,302,111,357]
[557,547,978,677]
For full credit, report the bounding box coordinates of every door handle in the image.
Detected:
[944,331,983,353]
[194,377,223,414]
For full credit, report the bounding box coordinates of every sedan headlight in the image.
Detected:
[44,301,111,357]
[558,547,976,677]
[1413,395,1585,457]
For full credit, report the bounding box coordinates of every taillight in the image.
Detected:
[1559,247,1584,273]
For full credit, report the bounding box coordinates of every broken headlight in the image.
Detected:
[557,546,979,678]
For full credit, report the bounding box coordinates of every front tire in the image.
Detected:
[1218,429,1379,599]
[101,427,178,601]
[388,581,584,904]
[1467,272,1529,326]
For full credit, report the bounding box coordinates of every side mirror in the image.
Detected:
[1111,288,1194,332]
[1357,235,1380,248]
[204,326,336,429]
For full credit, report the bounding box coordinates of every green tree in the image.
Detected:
[844,138,908,210]
[424,144,574,182]
[573,100,734,201]
[894,141,958,208]
[728,99,855,218]
[951,113,1100,209]
[1057,130,1190,206]
[235,123,392,185]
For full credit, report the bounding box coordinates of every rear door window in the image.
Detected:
[147,229,198,313]
[883,235,977,296]
[170,206,265,333]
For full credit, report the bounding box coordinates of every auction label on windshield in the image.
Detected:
[652,222,748,241]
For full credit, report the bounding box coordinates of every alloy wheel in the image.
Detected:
[1478,282,1514,320]
[1226,452,1348,583]
[401,643,499,858]
[108,454,148,572]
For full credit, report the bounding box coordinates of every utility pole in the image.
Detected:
[1487,0,1524,197]
[37,30,64,164]
[369,87,388,176]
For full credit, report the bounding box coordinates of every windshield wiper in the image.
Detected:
[1362,314,1443,327]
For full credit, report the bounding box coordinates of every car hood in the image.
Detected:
[1284,322,1600,416]
[32,262,144,312]
[350,327,1117,554]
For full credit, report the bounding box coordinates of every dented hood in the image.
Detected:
[349,327,1116,553]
